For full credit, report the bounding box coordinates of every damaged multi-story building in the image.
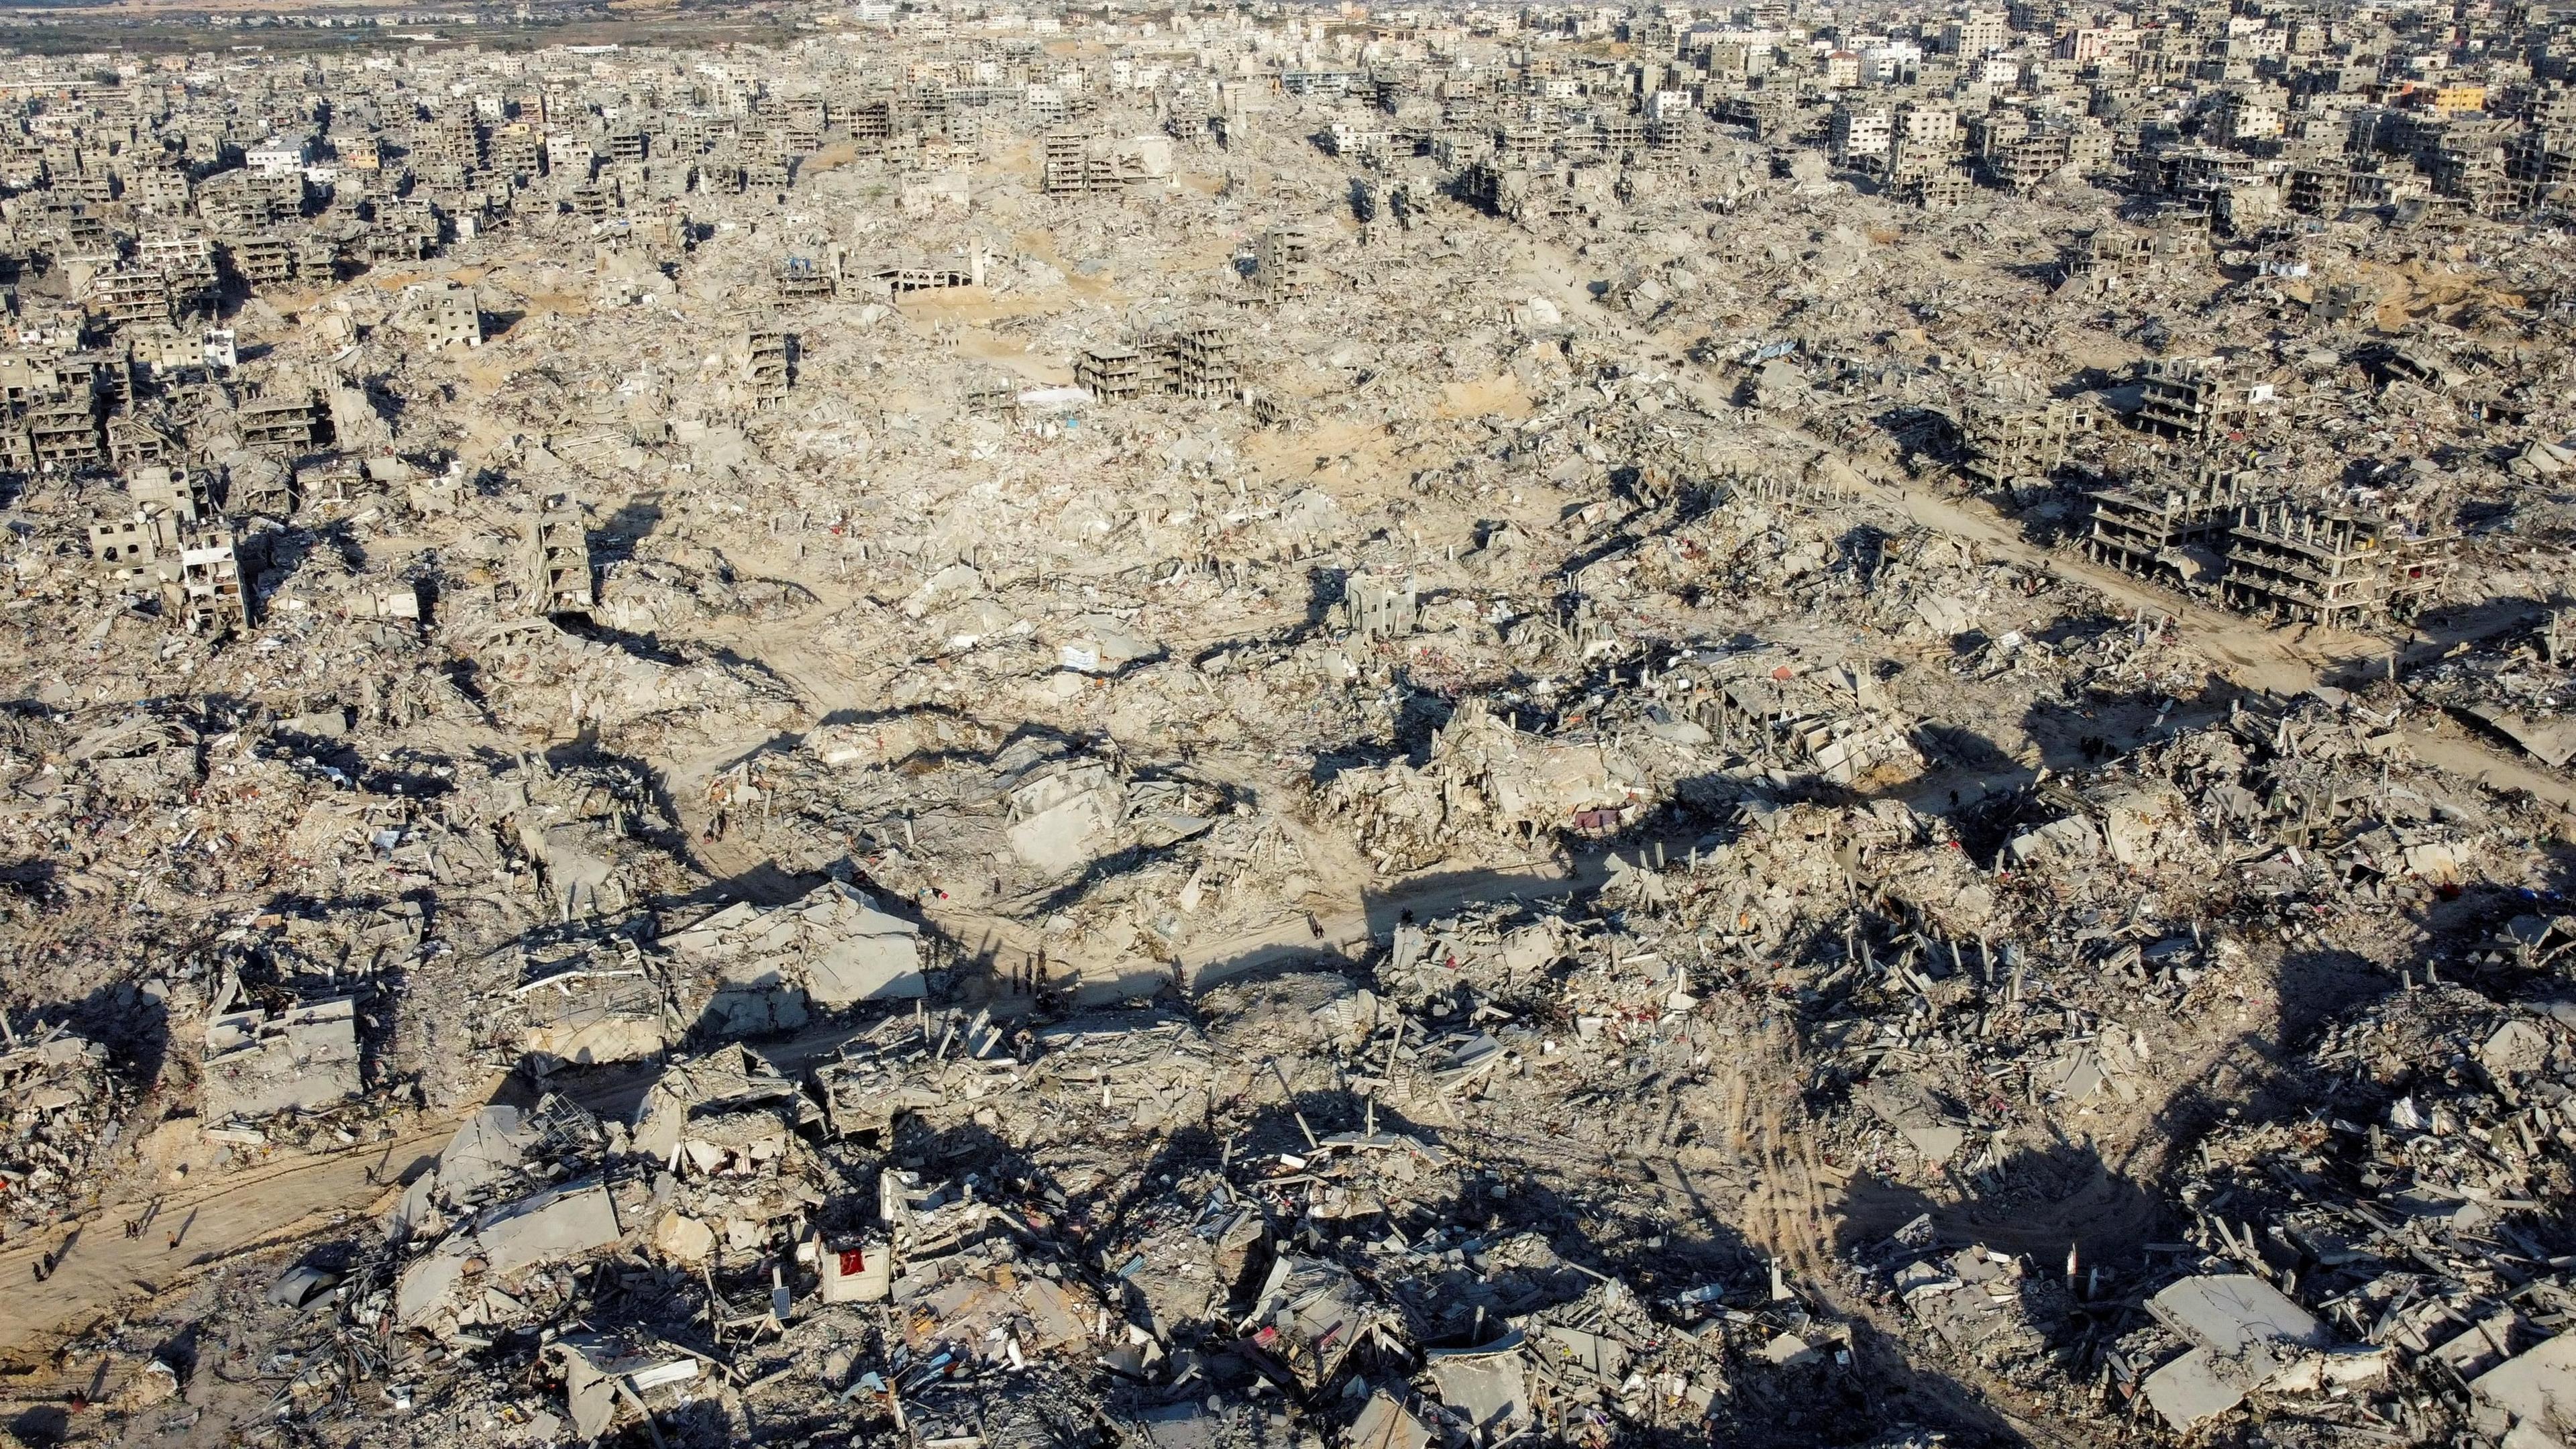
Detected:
[3,10,2576,1449]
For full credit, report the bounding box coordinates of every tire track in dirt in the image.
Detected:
[0,1118,453,1364]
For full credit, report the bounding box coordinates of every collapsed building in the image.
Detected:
[9,7,2576,1449]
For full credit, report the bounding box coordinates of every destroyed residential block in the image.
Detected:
[1238,1254,1381,1393]
[2222,503,2452,629]
[527,501,596,614]
[2141,1274,2344,1429]
[2469,1333,2576,1447]
[402,279,483,348]
[1257,225,1316,299]
[741,328,793,407]
[1004,757,1128,875]
[1341,576,1419,639]
[237,386,325,455]
[9,19,2576,1449]
[223,232,295,287]
[165,523,252,633]
[1042,130,1171,193]
[396,1181,625,1327]
[2082,464,2258,584]
[1077,323,1240,405]
[2131,356,2252,444]
[85,264,176,331]
[515,947,668,1068]
[87,513,170,582]
[552,1337,702,1442]
[774,255,836,301]
[1958,396,2092,488]
[810,1024,949,1144]
[25,392,104,471]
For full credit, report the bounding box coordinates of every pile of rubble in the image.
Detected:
[1841,979,2576,1446]
[22,3,2576,1446]
[209,966,1973,1449]
[0,1023,127,1236]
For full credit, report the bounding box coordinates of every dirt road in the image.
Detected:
[0,1121,449,1363]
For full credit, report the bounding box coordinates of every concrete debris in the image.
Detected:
[201,973,364,1129]
[0,1024,126,1232]
[17,3,2576,1448]
[664,878,928,1030]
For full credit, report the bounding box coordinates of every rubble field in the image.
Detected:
[11,1,2576,1447]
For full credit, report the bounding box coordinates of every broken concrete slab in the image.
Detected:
[2471,1332,2576,1448]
